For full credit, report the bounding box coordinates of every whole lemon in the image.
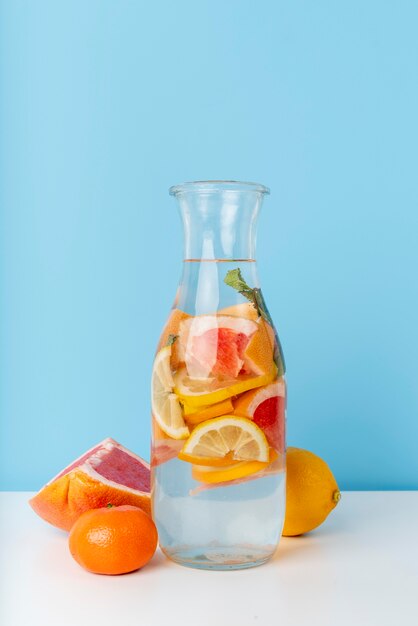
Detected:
[283,447,341,536]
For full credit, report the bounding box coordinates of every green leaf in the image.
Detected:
[224,268,254,303]
[273,341,286,377]
[224,267,286,375]
[252,288,272,325]
[166,334,178,346]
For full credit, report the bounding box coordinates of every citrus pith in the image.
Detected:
[29,438,151,531]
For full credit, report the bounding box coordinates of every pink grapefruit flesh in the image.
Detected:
[179,315,258,379]
[191,327,250,378]
[253,395,285,452]
[29,438,151,531]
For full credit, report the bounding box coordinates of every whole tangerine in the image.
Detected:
[69,504,158,575]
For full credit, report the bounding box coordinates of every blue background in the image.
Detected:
[1,1,417,490]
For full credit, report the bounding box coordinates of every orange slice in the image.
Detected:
[182,397,234,425]
[151,346,189,439]
[157,309,190,350]
[191,449,278,484]
[174,366,277,408]
[243,319,276,375]
[179,415,269,466]
[157,308,190,370]
[217,303,259,321]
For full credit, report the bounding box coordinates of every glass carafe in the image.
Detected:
[151,181,286,570]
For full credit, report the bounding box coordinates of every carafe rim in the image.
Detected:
[169,180,270,196]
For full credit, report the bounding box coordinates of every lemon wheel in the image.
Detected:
[151,346,189,439]
[178,415,269,466]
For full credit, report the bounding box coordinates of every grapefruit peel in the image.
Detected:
[29,438,151,531]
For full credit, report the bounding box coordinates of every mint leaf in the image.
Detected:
[166,334,178,346]
[252,288,273,325]
[224,268,254,303]
[224,267,286,375]
[273,341,286,377]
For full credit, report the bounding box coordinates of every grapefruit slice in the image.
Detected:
[178,315,258,379]
[174,365,277,408]
[152,439,184,466]
[29,438,151,531]
[233,379,286,451]
[152,346,189,439]
[179,415,269,465]
[151,412,185,466]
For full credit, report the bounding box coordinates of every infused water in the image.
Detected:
[151,183,286,570]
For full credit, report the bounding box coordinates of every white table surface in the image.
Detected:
[0,491,417,626]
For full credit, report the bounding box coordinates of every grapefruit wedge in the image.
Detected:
[178,315,258,379]
[152,438,184,466]
[29,438,151,531]
[234,379,286,452]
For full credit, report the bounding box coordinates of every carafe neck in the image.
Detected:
[170,181,269,261]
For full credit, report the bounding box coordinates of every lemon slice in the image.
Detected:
[174,366,277,408]
[183,397,234,425]
[152,346,189,440]
[191,449,278,484]
[179,415,269,465]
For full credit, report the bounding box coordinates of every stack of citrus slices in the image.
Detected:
[152,305,286,486]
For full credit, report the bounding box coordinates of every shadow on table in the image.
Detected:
[271,513,348,564]
[144,548,169,571]
[272,534,319,563]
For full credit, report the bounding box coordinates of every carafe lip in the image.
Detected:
[169,180,270,196]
